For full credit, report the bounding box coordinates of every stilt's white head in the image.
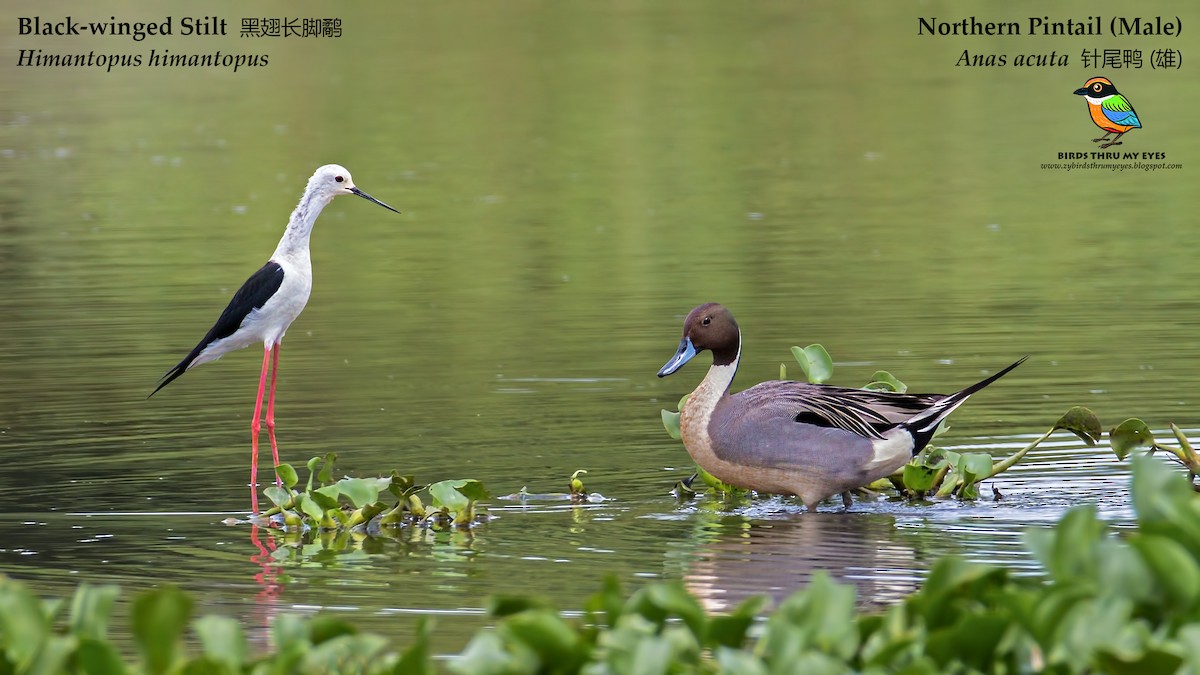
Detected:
[307,164,400,213]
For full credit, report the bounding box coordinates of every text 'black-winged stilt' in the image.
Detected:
[149,164,400,513]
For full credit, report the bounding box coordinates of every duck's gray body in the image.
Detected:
[659,303,1025,511]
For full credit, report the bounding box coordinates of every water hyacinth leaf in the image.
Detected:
[627,582,707,639]
[310,486,340,512]
[26,635,74,675]
[1129,534,1200,609]
[282,510,304,529]
[1053,406,1103,446]
[308,616,358,645]
[661,409,682,440]
[303,634,387,674]
[903,463,940,493]
[791,344,833,384]
[569,470,587,494]
[0,577,50,669]
[452,631,528,675]
[456,479,491,503]
[317,452,337,485]
[1170,424,1200,467]
[960,453,993,482]
[68,583,119,641]
[193,615,246,669]
[696,466,743,494]
[296,494,325,523]
[395,617,436,675]
[716,647,770,675]
[1110,419,1156,460]
[864,371,907,393]
[305,456,321,492]
[929,447,960,469]
[488,595,555,618]
[75,638,127,675]
[707,595,766,648]
[275,463,299,490]
[429,479,490,511]
[270,613,308,660]
[264,486,292,509]
[338,478,380,509]
[386,472,417,500]
[132,585,192,675]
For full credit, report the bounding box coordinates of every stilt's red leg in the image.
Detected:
[250,346,271,513]
[266,343,281,486]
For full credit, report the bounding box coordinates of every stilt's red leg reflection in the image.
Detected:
[249,524,282,642]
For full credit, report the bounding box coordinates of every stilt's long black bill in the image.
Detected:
[351,187,401,214]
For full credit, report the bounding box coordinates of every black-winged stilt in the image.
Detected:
[150,164,399,513]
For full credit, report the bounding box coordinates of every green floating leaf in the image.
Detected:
[275,463,299,490]
[264,486,292,510]
[0,576,51,670]
[132,586,193,675]
[791,344,833,384]
[1171,424,1200,467]
[305,456,322,492]
[569,470,587,495]
[960,452,993,483]
[695,466,745,495]
[76,638,127,675]
[296,494,325,523]
[1110,418,1156,461]
[626,582,708,640]
[317,452,337,485]
[27,635,75,675]
[338,478,382,509]
[395,617,436,675]
[193,615,246,670]
[902,463,940,494]
[489,595,555,617]
[1054,406,1103,446]
[387,472,418,500]
[863,370,907,393]
[68,582,119,642]
[1129,534,1200,609]
[429,479,490,513]
[707,595,767,649]
[310,485,341,511]
[308,616,358,645]
[661,410,682,440]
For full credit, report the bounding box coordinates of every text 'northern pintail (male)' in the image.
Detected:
[658,303,1026,511]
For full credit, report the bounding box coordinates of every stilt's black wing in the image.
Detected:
[149,261,286,397]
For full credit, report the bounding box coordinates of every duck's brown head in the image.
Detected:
[657,303,741,377]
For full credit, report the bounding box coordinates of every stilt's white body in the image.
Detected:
[151,164,400,513]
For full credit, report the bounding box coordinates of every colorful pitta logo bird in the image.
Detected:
[1073,77,1141,149]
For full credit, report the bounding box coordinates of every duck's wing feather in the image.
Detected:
[732,381,945,440]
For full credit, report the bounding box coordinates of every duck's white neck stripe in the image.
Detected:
[701,337,741,397]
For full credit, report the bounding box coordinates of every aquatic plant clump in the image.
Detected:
[250,453,491,532]
[6,458,1200,673]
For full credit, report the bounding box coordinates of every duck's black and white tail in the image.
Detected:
[901,356,1028,450]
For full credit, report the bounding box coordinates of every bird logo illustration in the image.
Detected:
[1073,77,1141,149]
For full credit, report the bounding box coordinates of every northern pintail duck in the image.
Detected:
[657,303,1025,511]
